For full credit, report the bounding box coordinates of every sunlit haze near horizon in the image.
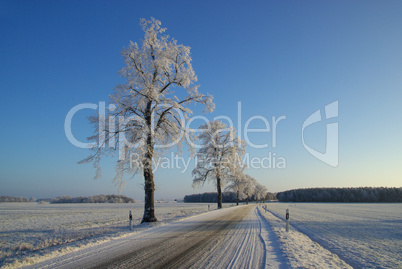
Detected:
[1,0,401,200]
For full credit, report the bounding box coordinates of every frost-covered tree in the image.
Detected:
[225,174,246,206]
[192,121,245,209]
[80,18,213,223]
[254,183,268,202]
[242,175,257,204]
[265,192,277,201]
[228,175,267,204]
[225,159,248,205]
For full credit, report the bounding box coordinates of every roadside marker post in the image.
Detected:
[286,209,289,232]
[129,210,133,231]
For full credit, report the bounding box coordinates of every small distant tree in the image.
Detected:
[80,18,214,222]
[192,121,246,209]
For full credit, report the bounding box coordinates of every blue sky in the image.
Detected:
[1,0,401,200]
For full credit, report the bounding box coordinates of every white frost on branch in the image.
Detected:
[192,120,246,189]
[80,17,214,190]
[242,175,257,202]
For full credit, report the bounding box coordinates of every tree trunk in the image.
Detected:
[217,176,222,209]
[236,188,239,206]
[141,113,157,223]
[142,165,157,223]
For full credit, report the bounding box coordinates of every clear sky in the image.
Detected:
[1,0,401,200]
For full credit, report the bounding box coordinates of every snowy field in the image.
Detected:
[12,205,352,269]
[1,202,401,268]
[0,202,218,268]
[263,202,402,268]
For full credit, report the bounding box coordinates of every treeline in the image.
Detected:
[184,192,274,203]
[276,187,402,203]
[265,192,277,201]
[47,194,136,204]
[184,192,237,203]
[0,196,35,202]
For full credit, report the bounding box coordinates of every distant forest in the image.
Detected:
[184,192,273,203]
[184,192,237,203]
[0,196,35,202]
[276,187,402,203]
[1,194,136,203]
[45,195,136,203]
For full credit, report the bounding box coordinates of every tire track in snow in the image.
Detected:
[256,206,289,269]
[93,205,254,268]
[89,206,253,268]
[189,205,288,269]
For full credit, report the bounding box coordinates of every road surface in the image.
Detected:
[24,205,282,269]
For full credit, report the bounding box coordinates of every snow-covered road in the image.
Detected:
[20,205,353,269]
[22,205,271,268]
